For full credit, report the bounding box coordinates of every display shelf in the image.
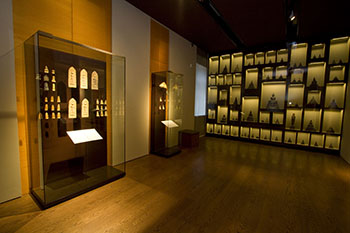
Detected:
[287,84,304,107]
[241,126,250,138]
[260,82,286,110]
[217,75,224,85]
[306,90,322,108]
[208,75,216,86]
[329,65,345,82]
[277,49,288,63]
[325,135,340,150]
[322,110,343,134]
[284,131,296,144]
[307,62,326,88]
[290,43,308,67]
[229,86,241,106]
[290,68,305,83]
[214,124,222,135]
[260,129,271,141]
[231,52,243,72]
[233,73,242,84]
[286,109,302,130]
[245,68,258,90]
[207,123,214,134]
[255,52,265,65]
[209,56,219,74]
[276,66,288,80]
[222,125,230,136]
[272,130,283,142]
[250,128,260,139]
[231,126,239,137]
[265,50,276,64]
[220,54,230,73]
[245,53,254,66]
[217,106,228,124]
[329,37,350,64]
[208,109,216,120]
[310,134,324,148]
[297,132,310,146]
[272,112,284,125]
[260,111,270,124]
[325,83,345,108]
[242,97,259,122]
[311,43,325,59]
[225,74,233,85]
[230,110,239,121]
[208,87,217,104]
[303,109,322,132]
[218,88,228,105]
[262,67,274,80]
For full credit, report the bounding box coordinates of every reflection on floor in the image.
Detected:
[1,137,350,233]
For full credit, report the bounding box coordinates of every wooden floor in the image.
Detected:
[1,137,350,233]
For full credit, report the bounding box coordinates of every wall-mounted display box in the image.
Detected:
[207,123,214,133]
[222,125,230,136]
[231,126,239,137]
[208,109,216,119]
[207,36,349,154]
[217,106,228,124]
[215,124,222,134]
[217,75,224,85]
[24,31,126,209]
[220,54,230,73]
[208,75,216,86]
[209,56,219,74]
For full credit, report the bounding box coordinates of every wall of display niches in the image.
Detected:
[206,36,350,152]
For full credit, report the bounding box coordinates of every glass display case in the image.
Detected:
[272,112,284,125]
[241,127,250,138]
[307,62,325,88]
[208,87,217,104]
[208,109,216,120]
[306,90,322,108]
[311,43,325,59]
[260,111,270,124]
[220,54,230,73]
[209,56,219,74]
[222,125,230,136]
[329,37,349,64]
[297,132,310,146]
[322,110,343,134]
[242,97,259,122]
[151,71,183,157]
[215,124,222,135]
[272,130,283,143]
[262,67,274,80]
[24,31,125,209]
[260,129,271,141]
[290,43,308,67]
[250,128,260,139]
[288,84,304,107]
[277,49,288,63]
[265,50,276,64]
[229,110,239,121]
[276,66,287,80]
[310,134,324,148]
[303,109,322,132]
[255,52,265,65]
[231,52,243,72]
[217,106,228,124]
[260,83,286,110]
[225,74,233,85]
[329,65,345,82]
[233,73,242,84]
[229,86,241,106]
[325,83,345,108]
[325,135,340,150]
[290,68,304,83]
[231,126,239,137]
[217,75,224,85]
[286,109,302,130]
[208,75,216,86]
[207,123,214,134]
[284,131,296,144]
[245,68,258,90]
[245,53,254,66]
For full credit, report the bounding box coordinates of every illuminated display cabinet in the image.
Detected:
[24,31,126,208]
[207,36,349,153]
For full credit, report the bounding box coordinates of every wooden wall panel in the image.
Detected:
[12,0,112,194]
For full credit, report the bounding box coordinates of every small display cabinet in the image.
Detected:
[151,71,183,157]
[24,31,126,208]
[206,36,349,154]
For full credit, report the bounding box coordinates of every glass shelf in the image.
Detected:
[260,111,270,124]
[303,109,322,132]
[245,53,254,66]
[310,134,324,148]
[272,112,284,125]
[220,54,230,73]
[208,109,216,120]
[261,82,286,110]
[241,126,250,138]
[290,43,308,67]
[250,128,260,139]
[325,83,345,108]
[245,68,258,89]
[260,129,271,141]
[233,73,242,85]
[217,106,228,124]
[286,109,302,130]
[307,62,326,88]
[322,110,343,134]
[297,132,310,146]
[287,85,304,108]
[207,123,214,134]
[265,50,276,64]
[325,135,340,150]
[229,86,241,105]
[231,52,243,72]
[229,110,239,121]
[290,68,304,83]
[262,67,274,80]
[242,97,259,122]
[277,49,288,63]
[208,87,217,104]
[329,37,350,64]
[311,43,325,59]
[209,56,219,74]
[222,125,230,136]
[208,75,216,86]
[272,130,282,143]
[284,131,296,144]
[231,126,239,137]
[255,52,265,65]
[329,65,345,82]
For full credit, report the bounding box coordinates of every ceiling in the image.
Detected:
[126,0,350,54]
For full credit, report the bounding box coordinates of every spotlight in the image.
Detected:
[289,11,296,21]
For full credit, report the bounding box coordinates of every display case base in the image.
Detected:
[153,146,181,158]
[30,166,125,209]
